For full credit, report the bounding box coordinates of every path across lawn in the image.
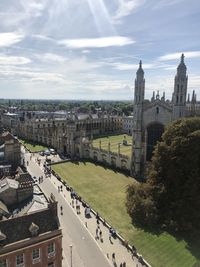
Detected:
[52,161,199,267]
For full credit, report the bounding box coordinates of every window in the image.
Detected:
[0,259,7,267]
[48,243,55,258]
[48,263,55,267]
[16,254,24,266]
[156,107,159,114]
[32,248,40,262]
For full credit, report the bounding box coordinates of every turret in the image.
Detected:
[172,54,188,120]
[131,60,145,177]
[134,60,145,105]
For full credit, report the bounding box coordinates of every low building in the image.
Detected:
[0,200,62,267]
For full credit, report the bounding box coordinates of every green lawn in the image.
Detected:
[92,134,132,157]
[19,139,48,152]
[52,161,199,267]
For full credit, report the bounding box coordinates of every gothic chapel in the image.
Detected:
[131,54,197,177]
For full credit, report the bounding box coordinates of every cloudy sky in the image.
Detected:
[0,0,199,100]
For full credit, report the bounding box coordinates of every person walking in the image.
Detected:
[96,227,99,239]
[112,253,115,262]
[99,229,103,242]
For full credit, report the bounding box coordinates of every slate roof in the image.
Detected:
[0,178,19,194]
[0,205,59,246]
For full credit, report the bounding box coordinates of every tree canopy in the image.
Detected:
[126,117,200,234]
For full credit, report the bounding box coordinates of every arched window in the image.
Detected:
[156,107,159,114]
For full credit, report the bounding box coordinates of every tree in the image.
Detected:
[126,117,200,234]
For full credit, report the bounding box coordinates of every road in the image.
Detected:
[25,150,111,267]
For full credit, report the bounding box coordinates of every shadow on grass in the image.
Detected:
[132,220,200,262]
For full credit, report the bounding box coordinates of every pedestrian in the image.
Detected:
[109,231,112,243]
[120,263,123,267]
[60,185,63,191]
[99,230,103,242]
[112,253,115,262]
[122,261,126,267]
[72,199,74,208]
[96,227,99,239]
[97,218,100,225]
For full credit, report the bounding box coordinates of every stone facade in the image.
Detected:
[131,54,199,177]
[16,114,123,157]
[122,116,134,135]
[0,132,21,167]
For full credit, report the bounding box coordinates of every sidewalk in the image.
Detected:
[27,150,146,267]
[48,173,145,266]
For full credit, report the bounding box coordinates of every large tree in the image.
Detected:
[126,117,200,234]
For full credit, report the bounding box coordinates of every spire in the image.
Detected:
[151,91,155,102]
[192,90,196,103]
[161,92,165,101]
[156,90,160,100]
[177,53,186,73]
[136,60,144,75]
[181,53,185,64]
[187,93,190,103]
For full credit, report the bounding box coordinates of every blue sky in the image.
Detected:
[0,0,199,100]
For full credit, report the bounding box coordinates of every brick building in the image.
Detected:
[0,201,62,267]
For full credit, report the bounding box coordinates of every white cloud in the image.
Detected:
[112,0,145,23]
[0,55,31,65]
[0,32,24,47]
[112,62,154,70]
[59,36,135,49]
[159,51,200,61]
[35,53,66,63]
[152,0,186,10]
[82,50,90,54]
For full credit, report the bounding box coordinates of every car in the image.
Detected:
[49,148,56,155]
[39,151,45,156]
[44,150,50,156]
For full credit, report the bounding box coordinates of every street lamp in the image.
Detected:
[69,245,73,267]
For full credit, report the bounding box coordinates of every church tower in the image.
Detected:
[131,61,145,177]
[172,54,188,120]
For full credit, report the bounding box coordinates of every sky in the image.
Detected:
[0,0,199,100]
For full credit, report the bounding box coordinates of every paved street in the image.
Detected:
[24,148,145,267]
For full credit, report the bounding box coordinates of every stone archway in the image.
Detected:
[146,123,164,161]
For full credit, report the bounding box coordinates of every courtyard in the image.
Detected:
[52,161,198,267]
[92,134,132,157]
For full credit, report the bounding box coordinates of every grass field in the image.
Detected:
[92,134,132,157]
[52,161,199,267]
[19,139,48,152]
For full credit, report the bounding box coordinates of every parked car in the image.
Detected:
[39,151,45,156]
[44,150,50,156]
[49,148,56,155]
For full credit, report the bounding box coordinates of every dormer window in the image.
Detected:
[29,222,39,237]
